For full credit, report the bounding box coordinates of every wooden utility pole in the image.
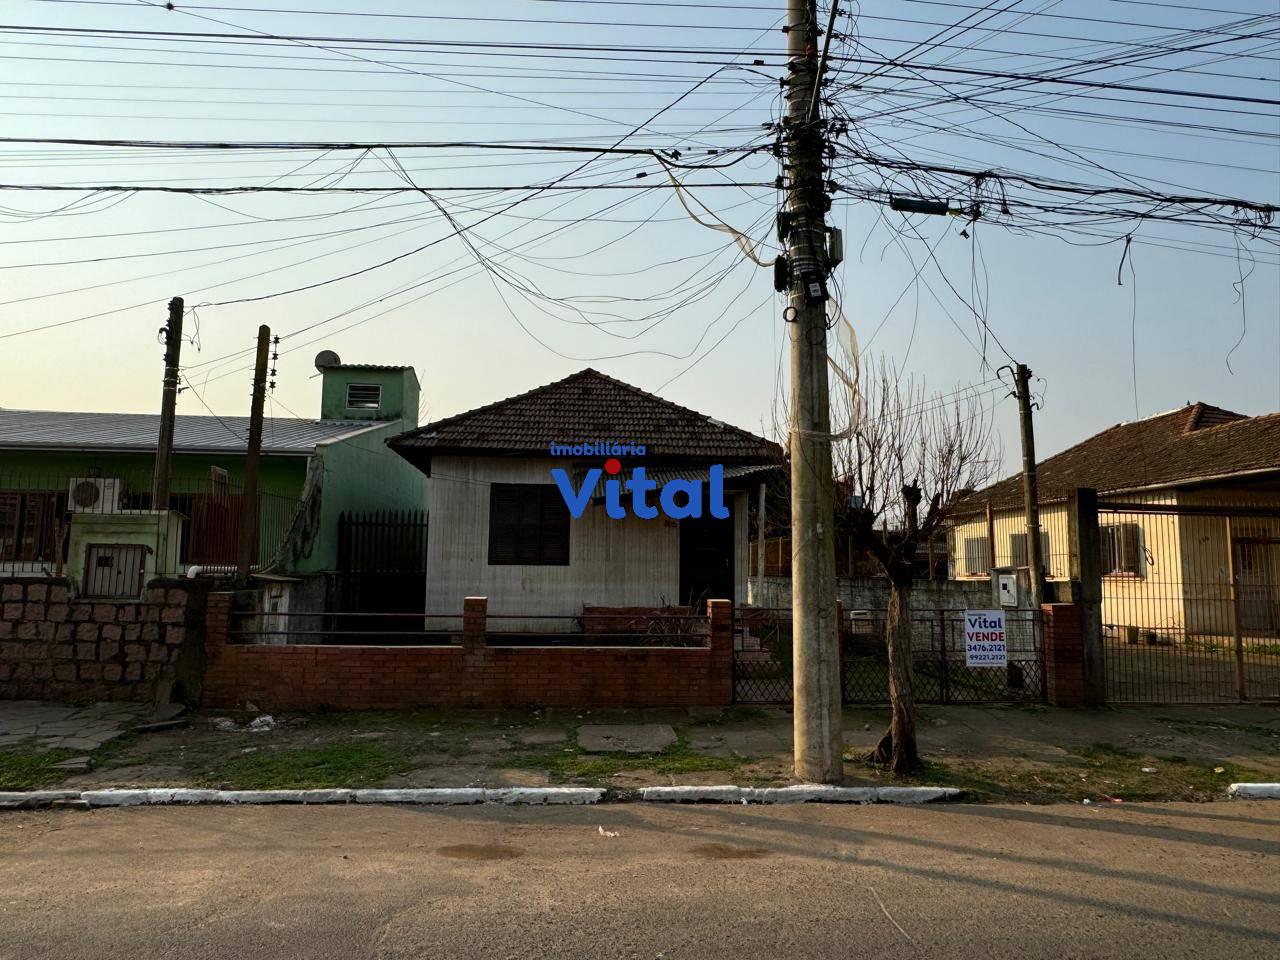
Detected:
[1013,363,1045,607]
[236,324,271,587]
[786,0,842,783]
[151,296,184,511]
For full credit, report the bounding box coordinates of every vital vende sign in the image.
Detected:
[963,609,1008,668]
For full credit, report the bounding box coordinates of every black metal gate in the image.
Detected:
[734,606,1044,705]
[1099,501,1280,703]
[335,509,428,616]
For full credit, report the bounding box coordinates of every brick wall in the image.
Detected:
[1042,602,1086,707]
[202,595,734,711]
[0,578,208,704]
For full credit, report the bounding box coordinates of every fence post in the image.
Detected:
[462,596,487,657]
[1041,603,1086,706]
[205,592,233,661]
[937,608,950,705]
[1225,518,1247,702]
[1067,487,1106,706]
[707,599,734,705]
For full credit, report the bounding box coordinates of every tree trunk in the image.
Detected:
[866,581,921,773]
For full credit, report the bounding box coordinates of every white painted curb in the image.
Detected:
[6,787,607,808]
[1228,783,1280,800]
[639,785,959,804]
[0,790,80,808]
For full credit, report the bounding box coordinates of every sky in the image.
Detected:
[0,0,1277,480]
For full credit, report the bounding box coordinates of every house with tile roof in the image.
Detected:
[949,402,1280,640]
[0,362,425,595]
[389,368,783,625]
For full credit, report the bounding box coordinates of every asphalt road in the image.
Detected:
[1,801,1277,959]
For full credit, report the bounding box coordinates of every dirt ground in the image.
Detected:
[3,701,1278,802]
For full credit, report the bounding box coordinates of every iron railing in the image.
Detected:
[227,610,711,648]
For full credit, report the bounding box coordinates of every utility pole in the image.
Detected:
[236,324,271,587]
[151,296,184,512]
[1013,363,1045,608]
[785,0,842,783]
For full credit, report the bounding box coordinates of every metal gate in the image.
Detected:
[335,509,428,616]
[1098,501,1280,703]
[734,606,1044,705]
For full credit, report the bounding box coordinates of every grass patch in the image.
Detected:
[192,742,413,789]
[852,740,1259,804]
[508,734,747,784]
[0,750,79,790]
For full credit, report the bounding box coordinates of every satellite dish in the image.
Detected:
[314,350,341,372]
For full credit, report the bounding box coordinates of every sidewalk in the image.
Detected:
[2,700,1277,802]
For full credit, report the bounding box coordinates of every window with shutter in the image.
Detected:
[1101,523,1142,575]
[488,484,570,565]
[1009,531,1051,574]
[962,536,990,576]
[345,383,382,409]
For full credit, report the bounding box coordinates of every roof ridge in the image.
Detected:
[404,368,594,436]
[574,368,776,449]
[402,367,775,449]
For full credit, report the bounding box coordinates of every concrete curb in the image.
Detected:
[1,785,959,809]
[1228,783,1280,800]
[638,785,960,804]
[2,787,606,809]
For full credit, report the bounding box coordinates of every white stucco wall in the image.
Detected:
[424,456,747,626]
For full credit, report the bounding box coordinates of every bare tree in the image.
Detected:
[831,358,999,773]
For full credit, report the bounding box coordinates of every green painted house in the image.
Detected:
[0,361,425,598]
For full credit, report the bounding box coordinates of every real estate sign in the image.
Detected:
[964,609,1008,668]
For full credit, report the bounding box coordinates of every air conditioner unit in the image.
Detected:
[67,477,124,514]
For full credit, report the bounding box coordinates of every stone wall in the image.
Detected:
[202,595,734,711]
[0,578,208,704]
[749,575,992,611]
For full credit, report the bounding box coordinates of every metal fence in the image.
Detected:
[0,472,301,576]
[227,609,710,648]
[229,610,461,646]
[1099,501,1280,703]
[734,605,1044,705]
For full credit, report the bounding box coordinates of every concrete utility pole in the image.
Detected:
[236,324,271,588]
[151,296,184,512]
[1013,363,1045,607]
[785,0,843,783]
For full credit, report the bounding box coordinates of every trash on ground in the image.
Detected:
[212,718,238,732]
[1141,767,1158,774]
[247,715,276,733]
[597,826,620,838]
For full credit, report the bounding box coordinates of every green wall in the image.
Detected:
[295,420,428,574]
[320,367,419,423]
[1,420,427,576]
[0,449,307,500]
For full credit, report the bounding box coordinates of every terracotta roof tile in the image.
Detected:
[389,368,783,466]
[960,402,1280,511]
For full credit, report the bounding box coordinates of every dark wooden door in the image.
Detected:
[679,507,735,610]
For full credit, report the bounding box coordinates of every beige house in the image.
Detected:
[389,369,782,629]
[950,403,1280,642]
